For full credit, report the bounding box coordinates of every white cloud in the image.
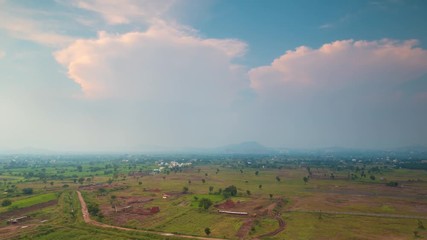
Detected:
[250,39,427,99]
[54,21,247,105]
[244,39,427,148]
[73,0,176,25]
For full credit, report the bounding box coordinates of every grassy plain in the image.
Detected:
[0,155,426,239]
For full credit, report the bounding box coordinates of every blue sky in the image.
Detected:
[0,0,427,151]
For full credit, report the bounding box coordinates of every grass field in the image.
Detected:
[0,155,426,239]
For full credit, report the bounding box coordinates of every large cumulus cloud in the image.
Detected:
[54,21,247,107]
[250,39,427,100]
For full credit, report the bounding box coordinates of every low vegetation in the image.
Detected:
[0,152,426,239]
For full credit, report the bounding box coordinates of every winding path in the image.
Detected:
[76,191,226,240]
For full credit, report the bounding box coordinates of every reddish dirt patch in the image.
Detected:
[215,199,236,209]
[236,218,255,239]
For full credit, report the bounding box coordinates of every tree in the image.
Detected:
[204,227,211,236]
[223,185,237,198]
[418,219,425,229]
[78,177,85,185]
[182,186,189,194]
[246,190,251,196]
[199,198,213,210]
[303,176,309,184]
[386,181,398,187]
[370,175,376,181]
[88,203,101,216]
[209,186,214,193]
[22,188,33,195]
[269,193,273,200]
[202,179,206,184]
[258,184,262,189]
[1,199,12,207]
[98,188,107,196]
[255,171,259,176]
[188,179,192,184]
[77,165,83,172]
[276,176,281,182]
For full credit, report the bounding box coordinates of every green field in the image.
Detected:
[0,154,426,239]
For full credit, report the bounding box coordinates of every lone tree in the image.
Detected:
[209,186,214,193]
[303,176,309,184]
[276,176,281,182]
[269,193,273,200]
[223,185,238,198]
[182,186,189,194]
[199,198,213,210]
[246,190,251,196]
[202,179,206,184]
[204,227,211,236]
[258,184,262,189]
[255,171,259,176]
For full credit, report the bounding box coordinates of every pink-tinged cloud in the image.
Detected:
[249,39,427,99]
[54,21,247,103]
[73,0,176,25]
[0,2,74,47]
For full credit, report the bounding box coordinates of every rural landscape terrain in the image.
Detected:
[1,0,427,239]
[0,145,426,239]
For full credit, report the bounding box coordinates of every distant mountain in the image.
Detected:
[216,141,278,154]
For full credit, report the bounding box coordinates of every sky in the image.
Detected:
[1,0,427,152]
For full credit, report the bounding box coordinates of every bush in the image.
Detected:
[1,199,12,206]
[22,188,33,195]
[87,203,101,216]
[199,198,213,210]
[386,181,398,187]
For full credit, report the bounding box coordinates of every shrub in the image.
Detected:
[22,188,33,195]
[1,199,12,207]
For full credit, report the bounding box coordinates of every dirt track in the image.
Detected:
[76,191,226,240]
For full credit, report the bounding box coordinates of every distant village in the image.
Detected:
[152,161,192,174]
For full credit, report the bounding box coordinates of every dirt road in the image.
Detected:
[76,191,226,240]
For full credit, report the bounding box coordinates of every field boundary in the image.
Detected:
[76,191,227,240]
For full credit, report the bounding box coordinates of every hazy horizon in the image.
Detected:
[1,0,427,152]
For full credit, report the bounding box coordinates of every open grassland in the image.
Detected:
[1,155,426,239]
[0,193,57,214]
